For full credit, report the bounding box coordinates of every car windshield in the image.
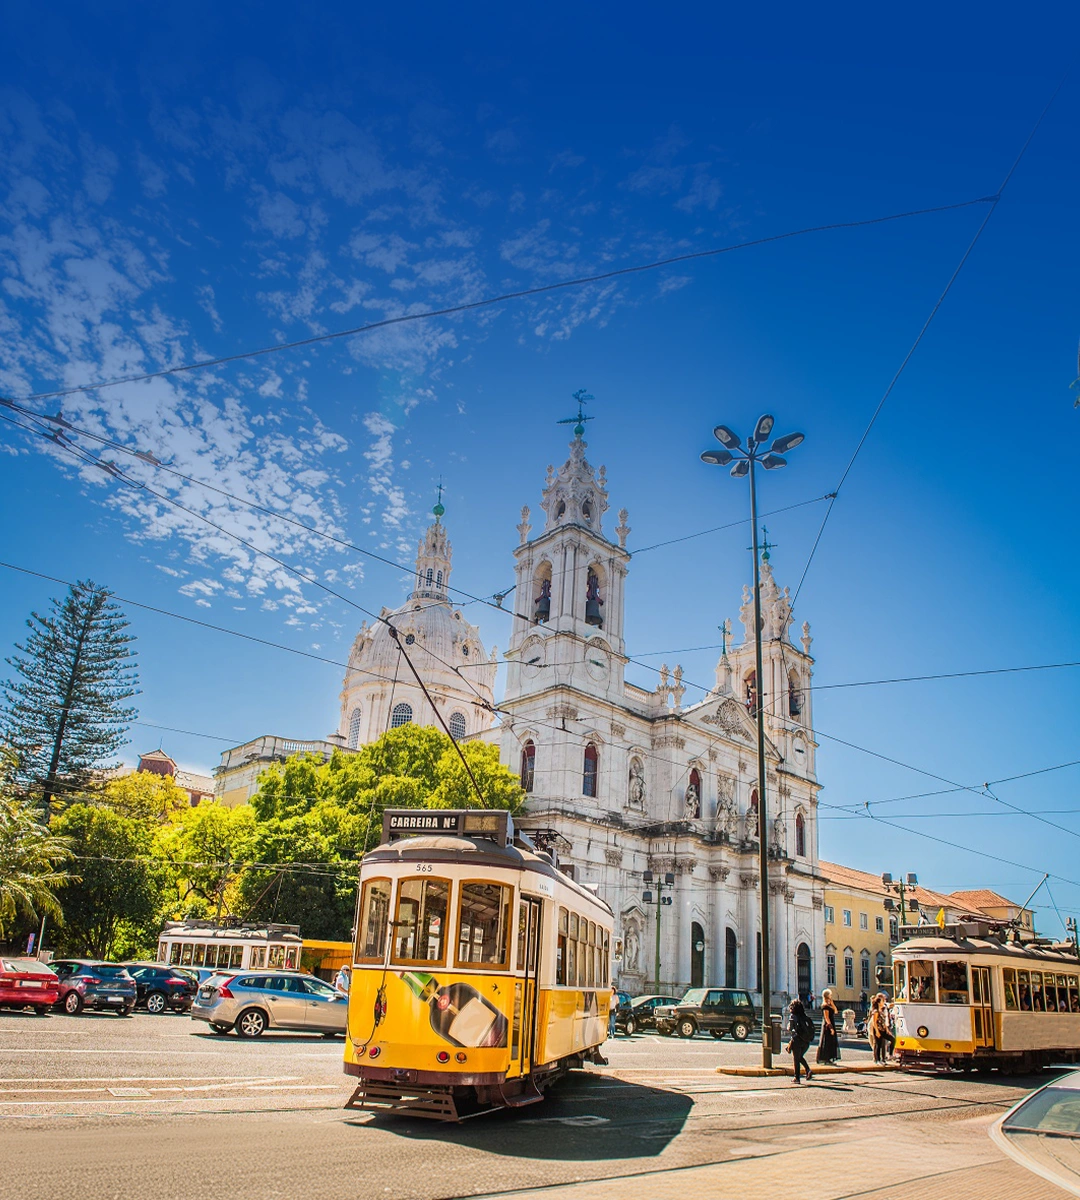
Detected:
[1004,1087,1080,1137]
[1,959,56,975]
[680,989,708,1005]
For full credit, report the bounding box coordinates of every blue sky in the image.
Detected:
[1,4,1078,930]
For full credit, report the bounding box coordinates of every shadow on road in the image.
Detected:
[345,1073,693,1160]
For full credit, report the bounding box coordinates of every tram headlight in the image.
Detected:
[368,1045,381,1058]
[436,1051,450,1064]
[916,1025,929,1038]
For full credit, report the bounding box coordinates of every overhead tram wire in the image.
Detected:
[789,72,1070,610]
[10,198,997,407]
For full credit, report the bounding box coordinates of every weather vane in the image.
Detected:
[433,477,445,519]
[557,389,595,437]
[747,525,776,562]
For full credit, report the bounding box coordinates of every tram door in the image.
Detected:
[514,896,543,1076]
[971,966,995,1049]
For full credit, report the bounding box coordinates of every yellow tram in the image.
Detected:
[892,922,1080,1073]
[343,809,614,1119]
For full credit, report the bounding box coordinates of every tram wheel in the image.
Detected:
[236,1008,268,1039]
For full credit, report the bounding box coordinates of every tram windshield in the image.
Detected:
[938,961,969,1004]
[393,877,450,965]
[357,877,391,962]
[905,960,936,1003]
[456,882,511,967]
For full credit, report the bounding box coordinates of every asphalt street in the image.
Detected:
[0,1007,1063,1199]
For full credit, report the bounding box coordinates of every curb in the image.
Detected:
[716,1062,899,1077]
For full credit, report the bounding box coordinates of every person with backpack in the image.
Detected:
[786,997,815,1084]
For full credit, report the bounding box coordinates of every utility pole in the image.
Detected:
[642,869,675,992]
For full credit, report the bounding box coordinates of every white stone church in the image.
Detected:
[335,429,825,1005]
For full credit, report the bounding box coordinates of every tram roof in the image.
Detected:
[894,935,1080,967]
[363,834,613,917]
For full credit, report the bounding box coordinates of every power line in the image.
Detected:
[9,198,997,406]
[789,74,1069,609]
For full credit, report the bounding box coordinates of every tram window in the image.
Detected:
[284,947,299,970]
[205,946,218,969]
[169,943,181,966]
[1045,976,1058,1013]
[457,882,511,968]
[157,942,167,963]
[250,947,266,970]
[230,945,244,968]
[567,938,577,987]
[586,934,594,986]
[557,908,568,985]
[1003,968,1018,1011]
[1030,971,1046,1012]
[180,943,193,966]
[394,878,450,966]
[356,878,392,962]
[938,961,969,1004]
[268,945,286,968]
[908,960,935,1003]
[517,901,528,972]
[1069,980,1080,1013]
[1017,970,1031,1010]
[570,913,579,940]
[603,931,610,985]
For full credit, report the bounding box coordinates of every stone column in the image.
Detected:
[709,865,730,986]
[740,871,758,992]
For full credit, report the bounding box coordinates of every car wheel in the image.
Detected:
[322,1031,341,1039]
[210,1023,232,1035]
[711,1029,724,1039]
[624,1017,636,1037]
[34,1006,49,1017]
[677,1018,697,1039]
[145,991,167,1015]
[236,1008,268,1039]
[63,991,84,1016]
[730,1020,750,1041]
[119,1005,135,1017]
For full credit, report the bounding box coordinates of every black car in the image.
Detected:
[627,994,683,1034]
[50,960,137,1016]
[654,987,757,1040]
[121,963,199,1014]
[612,990,634,1035]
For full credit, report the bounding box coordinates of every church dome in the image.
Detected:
[338,507,497,749]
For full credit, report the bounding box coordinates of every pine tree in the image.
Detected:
[1,580,139,811]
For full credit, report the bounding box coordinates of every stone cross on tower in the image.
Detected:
[557,388,595,438]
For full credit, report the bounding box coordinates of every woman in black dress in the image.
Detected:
[816,987,839,1064]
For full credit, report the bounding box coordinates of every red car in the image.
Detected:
[0,958,59,1016]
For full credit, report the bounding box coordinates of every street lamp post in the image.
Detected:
[642,869,675,994]
[702,415,804,1069]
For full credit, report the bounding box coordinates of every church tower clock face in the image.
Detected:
[521,637,547,678]
[586,642,610,681]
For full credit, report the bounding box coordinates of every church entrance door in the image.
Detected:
[796,942,812,1001]
[690,922,705,988]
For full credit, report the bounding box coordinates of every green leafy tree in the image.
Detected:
[1,580,138,811]
[51,804,164,958]
[91,771,189,825]
[154,801,255,920]
[239,725,524,938]
[0,754,73,938]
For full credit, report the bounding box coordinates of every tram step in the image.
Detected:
[500,1081,544,1108]
[344,1081,458,1121]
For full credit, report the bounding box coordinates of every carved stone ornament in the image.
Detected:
[653,735,686,750]
[610,722,626,739]
[616,508,631,549]
[604,848,623,867]
[812,896,824,909]
[517,505,532,545]
[684,782,701,820]
[708,866,731,882]
[769,880,785,896]
[547,703,579,722]
[702,698,753,742]
[740,873,759,890]
[627,757,646,810]
[678,858,697,875]
[621,915,643,972]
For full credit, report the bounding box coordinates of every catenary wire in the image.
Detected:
[10,198,997,406]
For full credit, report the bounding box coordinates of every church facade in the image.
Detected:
[335,429,826,1004]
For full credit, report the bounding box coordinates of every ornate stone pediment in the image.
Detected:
[701,698,753,742]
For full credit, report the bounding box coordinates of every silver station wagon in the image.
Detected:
[190,969,348,1038]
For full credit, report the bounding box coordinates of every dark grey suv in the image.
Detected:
[654,987,757,1040]
[50,961,137,1016]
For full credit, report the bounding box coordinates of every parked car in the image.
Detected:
[0,958,59,1015]
[627,994,683,1034]
[190,970,348,1038]
[991,1068,1080,1196]
[654,987,757,1040]
[50,960,137,1016]
[121,962,198,1014]
[612,990,634,1035]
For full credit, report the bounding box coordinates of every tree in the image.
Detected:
[154,802,255,920]
[239,725,525,938]
[94,771,189,825]
[1,580,139,811]
[51,804,164,959]
[0,754,73,938]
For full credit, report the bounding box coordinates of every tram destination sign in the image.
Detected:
[381,808,513,845]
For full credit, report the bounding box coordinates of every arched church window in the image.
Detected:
[347,707,363,750]
[685,768,701,819]
[555,500,566,520]
[795,811,806,857]
[436,570,443,588]
[425,568,434,586]
[745,671,759,717]
[582,498,592,520]
[533,563,552,624]
[788,671,802,718]
[448,712,467,740]
[582,743,598,798]
[585,568,604,628]
[391,702,413,728]
[520,740,535,792]
[750,788,759,838]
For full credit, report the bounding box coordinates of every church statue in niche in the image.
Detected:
[623,919,641,973]
[585,570,604,627]
[717,777,739,840]
[744,799,759,842]
[771,813,787,857]
[628,757,646,809]
[534,577,551,623]
[684,782,700,820]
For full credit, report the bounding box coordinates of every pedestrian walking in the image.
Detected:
[859,990,869,1019]
[816,987,839,1064]
[334,964,351,995]
[869,994,890,1064]
[786,997,815,1084]
[609,985,619,1037]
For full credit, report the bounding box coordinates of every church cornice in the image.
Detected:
[515,523,629,561]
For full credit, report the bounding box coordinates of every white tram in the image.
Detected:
[156,920,303,973]
[344,809,614,1120]
[893,922,1080,1073]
